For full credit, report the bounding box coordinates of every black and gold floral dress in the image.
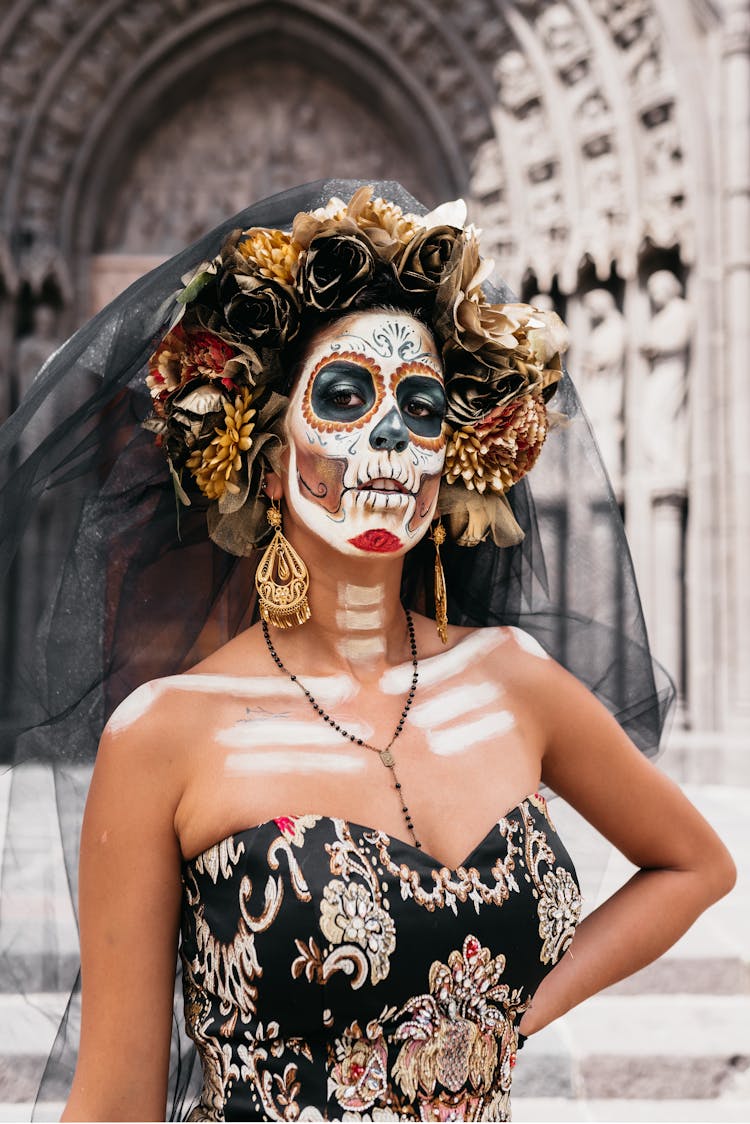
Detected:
[180,793,582,1122]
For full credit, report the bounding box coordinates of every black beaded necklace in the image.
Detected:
[261,610,422,850]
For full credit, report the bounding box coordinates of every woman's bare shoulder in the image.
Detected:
[478,624,557,685]
[100,627,268,748]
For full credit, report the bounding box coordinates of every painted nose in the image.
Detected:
[369,407,410,452]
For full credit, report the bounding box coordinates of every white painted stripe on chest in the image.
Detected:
[166,673,357,704]
[427,710,516,756]
[379,627,506,693]
[407,681,501,729]
[217,718,373,748]
[509,626,550,659]
[225,750,365,775]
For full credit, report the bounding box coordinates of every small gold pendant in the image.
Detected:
[380,749,395,767]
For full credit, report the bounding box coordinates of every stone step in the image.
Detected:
[513,1097,750,1122]
[0,1107,61,1123]
[1,991,749,1107]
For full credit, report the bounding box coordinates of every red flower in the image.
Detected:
[188,330,235,375]
[274,815,297,835]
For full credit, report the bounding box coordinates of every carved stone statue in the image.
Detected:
[640,269,692,487]
[579,288,627,481]
[537,2,586,73]
[494,50,540,113]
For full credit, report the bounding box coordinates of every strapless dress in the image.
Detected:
[180,793,582,1121]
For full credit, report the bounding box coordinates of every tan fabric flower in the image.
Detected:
[237,228,300,286]
[444,394,549,496]
[292,186,415,261]
[187,388,257,499]
[393,935,514,1101]
[349,190,419,259]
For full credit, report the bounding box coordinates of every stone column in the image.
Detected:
[651,493,686,708]
[721,0,750,729]
[632,268,692,709]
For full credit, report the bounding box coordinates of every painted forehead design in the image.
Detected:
[323,316,441,371]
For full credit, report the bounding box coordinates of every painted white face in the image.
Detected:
[285,311,447,557]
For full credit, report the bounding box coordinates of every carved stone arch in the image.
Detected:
[470,0,697,296]
[2,0,504,271]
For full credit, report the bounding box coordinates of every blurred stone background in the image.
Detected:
[0,0,748,1119]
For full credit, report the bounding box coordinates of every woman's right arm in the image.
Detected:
[62,699,184,1122]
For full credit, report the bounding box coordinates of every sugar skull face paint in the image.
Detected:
[285,311,447,556]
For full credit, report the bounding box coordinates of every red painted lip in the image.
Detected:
[348,529,403,553]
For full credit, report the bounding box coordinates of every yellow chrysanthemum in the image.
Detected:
[443,427,490,492]
[187,388,257,499]
[238,229,300,285]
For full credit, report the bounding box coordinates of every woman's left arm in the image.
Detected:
[515,652,736,1037]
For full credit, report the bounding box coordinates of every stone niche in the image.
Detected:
[96,57,439,258]
[89,52,443,309]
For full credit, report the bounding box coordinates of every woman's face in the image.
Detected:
[284,310,447,557]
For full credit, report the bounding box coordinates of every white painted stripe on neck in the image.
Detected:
[427,710,516,756]
[408,681,500,729]
[339,582,385,607]
[336,607,384,630]
[338,635,387,662]
[379,627,506,693]
[225,750,365,775]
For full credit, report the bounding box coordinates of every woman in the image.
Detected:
[1,182,734,1122]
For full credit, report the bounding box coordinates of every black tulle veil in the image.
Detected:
[0,180,673,1118]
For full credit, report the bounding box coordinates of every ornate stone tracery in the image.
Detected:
[0,0,692,295]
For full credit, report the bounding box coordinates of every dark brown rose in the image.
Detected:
[443,345,526,426]
[221,271,300,348]
[445,370,526,426]
[296,231,376,311]
[396,225,462,294]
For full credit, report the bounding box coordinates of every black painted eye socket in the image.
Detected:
[310,361,376,422]
[395,375,446,438]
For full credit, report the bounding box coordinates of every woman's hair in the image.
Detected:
[280,268,432,394]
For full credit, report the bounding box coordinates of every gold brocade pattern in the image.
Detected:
[181,799,581,1121]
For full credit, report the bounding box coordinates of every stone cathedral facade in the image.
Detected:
[1,0,748,778]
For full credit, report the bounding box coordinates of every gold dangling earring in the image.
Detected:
[255,501,311,628]
[431,520,448,644]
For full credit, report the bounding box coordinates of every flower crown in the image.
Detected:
[144,186,568,553]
